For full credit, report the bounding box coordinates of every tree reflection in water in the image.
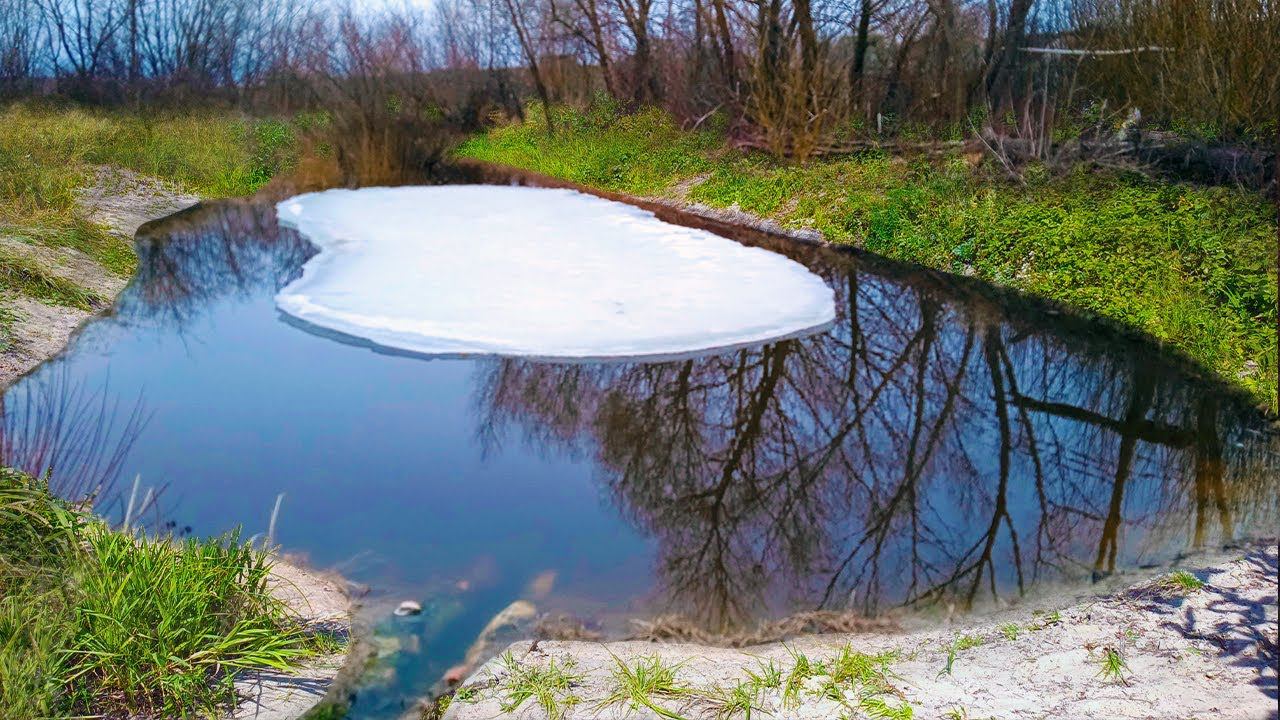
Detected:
[473,251,1278,632]
[112,197,1280,633]
[122,199,317,329]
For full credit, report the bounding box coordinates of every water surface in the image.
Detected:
[2,189,1276,717]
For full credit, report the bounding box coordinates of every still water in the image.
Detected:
[2,186,1276,717]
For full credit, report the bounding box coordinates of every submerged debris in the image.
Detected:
[395,600,424,617]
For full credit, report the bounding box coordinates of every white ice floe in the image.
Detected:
[275,185,835,360]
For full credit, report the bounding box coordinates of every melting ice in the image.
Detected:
[276,185,835,359]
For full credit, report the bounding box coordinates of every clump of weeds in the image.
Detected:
[1095,646,1131,685]
[496,652,583,720]
[601,654,694,719]
[1159,571,1205,594]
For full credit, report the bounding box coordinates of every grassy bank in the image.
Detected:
[456,106,1278,410]
[0,103,300,348]
[0,467,326,717]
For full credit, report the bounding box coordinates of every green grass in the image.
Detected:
[0,467,325,717]
[1160,570,1206,593]
[744,658,784,692]
[1030,610,1063,630]
[999,623,1021,641]
[496,651,583,720]
[855,695,915,720]
[601,654,695,719]
[1095,646,1131,685]
[705,679,759,720]
[938,634,984,678]
[457,105,1279,410]
[781,646,824,708]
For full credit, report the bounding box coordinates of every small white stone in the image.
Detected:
[394,600,423,617]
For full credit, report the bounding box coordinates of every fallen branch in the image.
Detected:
[1021,46,1169,57]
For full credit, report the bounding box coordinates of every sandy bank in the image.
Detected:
[443,544,1277,719]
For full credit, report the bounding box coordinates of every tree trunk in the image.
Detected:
[985,0,1035,108]
[850,0,873,111]
[502,0,554,134]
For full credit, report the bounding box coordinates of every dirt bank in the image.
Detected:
[443,544,1277,720]
[0,166,199,388]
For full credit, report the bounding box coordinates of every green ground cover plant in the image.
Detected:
[457,105,1278,410]
[0,467,325,717]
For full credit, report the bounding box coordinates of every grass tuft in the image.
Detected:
[601,654,694,720]
[496,652,582,720]
[744,658,783,691]
[938,635,984,678]
[706,679,759,720]
[781,646,825,708]
[857,694,915,720]
[1095,646,1131,685]
[1160,570,1206,594]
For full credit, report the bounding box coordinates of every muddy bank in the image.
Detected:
[442,544,1277,719]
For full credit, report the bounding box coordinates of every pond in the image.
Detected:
[2,180,1276,718]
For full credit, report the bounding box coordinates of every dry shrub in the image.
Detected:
[1079,0,1280,141]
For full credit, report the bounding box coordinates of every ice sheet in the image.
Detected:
[275,186,835,359]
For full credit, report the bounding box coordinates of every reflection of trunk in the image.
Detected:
[1191,395,1232,546]
[971,327,1017,602]
[1093,370,1155,576]
[681,341,791,628]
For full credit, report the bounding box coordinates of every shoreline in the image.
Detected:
[0,165,362,720]
[452,158,1275,419]
[0,165,199,388]
[441,543,1278,719]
